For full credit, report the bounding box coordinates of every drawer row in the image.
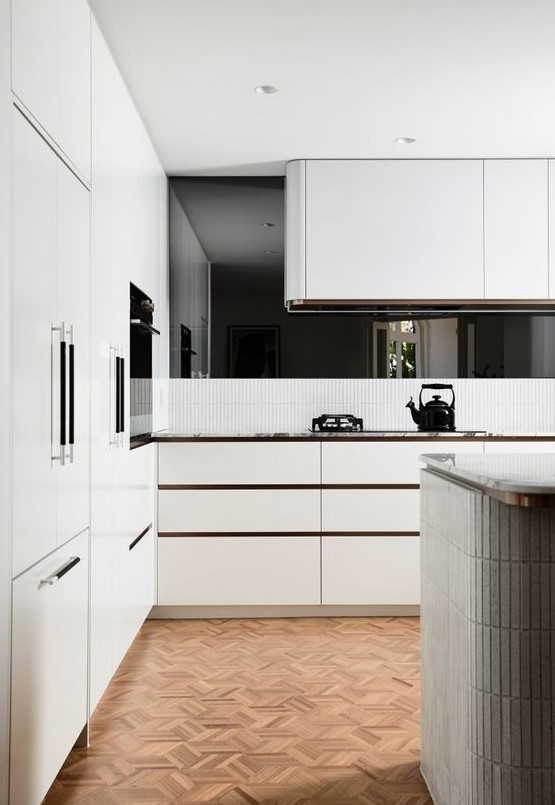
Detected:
[158,535,420,607]
[159,440,486,486]
[158,488,420,534]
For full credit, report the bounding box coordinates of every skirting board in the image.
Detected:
[148,605,420,619]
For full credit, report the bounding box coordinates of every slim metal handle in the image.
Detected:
[119,357,125,435]
[69,342,75,447]
[129,523,152,551]
[115,356,121,434]
[39,556,81,587]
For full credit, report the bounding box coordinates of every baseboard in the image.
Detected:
[148,604,420,619]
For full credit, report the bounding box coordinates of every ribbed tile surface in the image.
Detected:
[167,378,555,434]
[421,470,555,805]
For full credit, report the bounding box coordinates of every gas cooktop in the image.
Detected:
[311,414,364,433]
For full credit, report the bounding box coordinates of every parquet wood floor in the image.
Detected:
[44,617,432,805]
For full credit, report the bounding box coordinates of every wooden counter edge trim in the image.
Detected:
[158,483,419,490]
[158,531,420,538]
[426,468,555,508]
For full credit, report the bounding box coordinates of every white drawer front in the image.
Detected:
[484,441,555,454]
[158,536,320,605]
[322,440,484,484]
[11,530,88,805]
[159,489,321,533]
[322,536,420,605]
[158,441,320,485]
[322,489,419,532]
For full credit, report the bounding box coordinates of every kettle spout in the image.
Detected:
[405,397,421,425]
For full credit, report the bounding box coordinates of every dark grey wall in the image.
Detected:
[210,265,374,378]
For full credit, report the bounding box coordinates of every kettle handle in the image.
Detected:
[419,383,455,409]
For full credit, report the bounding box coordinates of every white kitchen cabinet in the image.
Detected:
[10,530,88,805]
[321,440,484,485]
[286,159,484,302]
[12,109,89,578]
[158,536,320,606]
[322,488,419,533]
[159,441,320,485]
[322,536,420,605]
[159,488,321,534]
[11,0,91,179]
[89,21,164,714]
[483,440,555,454]
[484,160,548,299]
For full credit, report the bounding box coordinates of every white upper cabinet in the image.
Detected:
[484,160,548,298]
[11,0,91,180]
[286,159,485,302]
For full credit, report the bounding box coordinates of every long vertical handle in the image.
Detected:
[119,357,125,436]
[109,346,117,446]
[69,342,75,446]
[115,356,121,435]
[60,337,67,465]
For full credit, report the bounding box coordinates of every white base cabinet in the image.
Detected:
[10,530,88,805]
[322,536,420,605]
[158,536,320,606]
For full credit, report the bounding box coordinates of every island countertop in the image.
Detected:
[421,452,555,505]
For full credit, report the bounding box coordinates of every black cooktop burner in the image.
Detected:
[311,414,364,432]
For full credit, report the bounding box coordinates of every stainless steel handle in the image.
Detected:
[39,556,81,588]
[51,322,66,465]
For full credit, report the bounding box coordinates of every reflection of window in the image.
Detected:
[373,320,420,378]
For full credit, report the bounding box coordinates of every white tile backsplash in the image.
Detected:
[166,378,555,434]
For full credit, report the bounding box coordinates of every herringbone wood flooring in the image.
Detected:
[44,617,432,805]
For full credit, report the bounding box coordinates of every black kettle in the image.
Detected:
[405,383,456,432]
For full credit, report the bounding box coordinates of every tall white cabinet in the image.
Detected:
[89,20,164,715]
[10,74,90,805]
[5,5,168,804]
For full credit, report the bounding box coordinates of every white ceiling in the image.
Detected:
[89,0,555,176]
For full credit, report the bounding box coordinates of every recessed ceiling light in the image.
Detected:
[261,222,275,227]
[264,250,276,255]
[254,85,278,95]
[395,137,416,144]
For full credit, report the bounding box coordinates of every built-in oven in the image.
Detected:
[130,283,159,439]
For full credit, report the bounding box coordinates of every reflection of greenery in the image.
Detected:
[389,340,416,378]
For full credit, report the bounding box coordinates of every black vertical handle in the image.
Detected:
[69,343,75,445]
[115,356,121,434]
[120,357,125,434]
[60,340,67,446]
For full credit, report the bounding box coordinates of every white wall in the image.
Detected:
[168,378,555,435]
[0,0,11,798]
[169,187,209,377]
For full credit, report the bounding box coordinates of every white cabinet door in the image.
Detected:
[303,160,484,300]
[322,536,420,605]
[112,524,154,670]
[322,489,419,532]
[11,530,88,805]
[321,440,484,485]
[159,441,320,485]
[159,489,321,533]
[11,0,91,178]
[57,161,90,547]
[158,536,321,606]
[12,110,58,577]
[484,160,548,298]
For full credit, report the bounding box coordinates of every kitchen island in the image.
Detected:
[420,453,555,805]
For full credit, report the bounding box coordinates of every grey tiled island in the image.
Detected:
[420,453,555,805]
